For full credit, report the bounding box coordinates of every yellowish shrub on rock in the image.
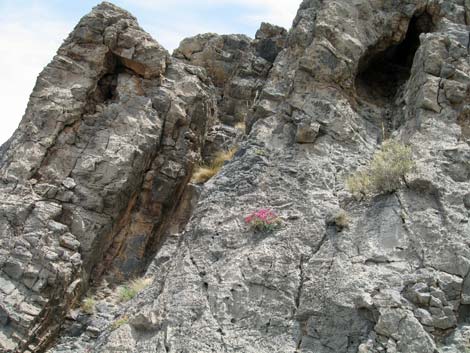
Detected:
[347,140,415,196]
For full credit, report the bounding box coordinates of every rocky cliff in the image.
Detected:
[1,1,470,352]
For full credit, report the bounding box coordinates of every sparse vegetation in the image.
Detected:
[245,209,282,233]
[191,147,238,184]
[117,277,152,303]
[234,121,246,133]
[111,315,129,330]
[327,210,349,232]
[346,140,414,197]
[81,296,96,315]
[346,171,371,196]
[191,166,218,184]
[254,149,266,156]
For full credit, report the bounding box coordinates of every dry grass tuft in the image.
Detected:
[234,121,246,133]
[117,277,152,303]
[333,210,349,231]
[81,296,96,315]
[111,315,129,330]
[191,166,218,184]
[212,148,237,167]
[192,147,238,184]
[346,171,371,197]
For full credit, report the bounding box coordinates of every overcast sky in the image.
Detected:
[0,0,301,145]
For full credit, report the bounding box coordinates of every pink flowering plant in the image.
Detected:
[244,209,282,232]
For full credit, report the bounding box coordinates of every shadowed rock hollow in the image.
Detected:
[0,1,470,353]
[355,11,435,103]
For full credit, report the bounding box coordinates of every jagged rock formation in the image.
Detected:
[174,24,286,126]
[1,0,470,353]
[174,24,287,160]
[0,3,218,352]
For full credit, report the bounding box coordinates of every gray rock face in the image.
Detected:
[175,31,285,164]
[173,24,287,130]
[2,1,470,353]
[88,1,470,352]
[0,2,217,352]
[173,23,287,162]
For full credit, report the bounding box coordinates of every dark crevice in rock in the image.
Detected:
[87,52,148,111]
[437,78,444,113]
[142,176,197,271]
[84,51,120,114]
[458,304,470,324]
[354,11,434,142]
[94,73,118,103]
[294,255,305,310]
[466,31,470,55]
[355,12,434,105]
[312,231,329,256]
[458,105,470,142]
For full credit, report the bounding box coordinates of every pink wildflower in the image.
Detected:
[244,209,281,232]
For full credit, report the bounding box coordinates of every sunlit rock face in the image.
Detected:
[1,1,470,353]
[0,2,218,352]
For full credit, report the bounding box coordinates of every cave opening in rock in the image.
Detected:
[96,73,119,102]
[355,12,434,103]
[88,54,131,110]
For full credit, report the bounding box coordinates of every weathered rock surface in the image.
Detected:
[174,23,286,127]
[174,24,287,160]
[2,0,470,353]
[0,2,217,352]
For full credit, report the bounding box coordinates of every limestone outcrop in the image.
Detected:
[0,3,217,352]
[1,1,470,353]
[174,23,287,160]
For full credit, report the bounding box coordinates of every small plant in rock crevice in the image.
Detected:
[244,209,282,232]
[254,149,266,156]
[117,277,152,303]
[234,121,246,133]
[111,315,129,330]
[81,296,96,315]
[326,210,350,232]
[346,140,415,197]
[191,147,238,184]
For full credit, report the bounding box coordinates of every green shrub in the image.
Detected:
[347,140,414,196]
[117,277,152,302]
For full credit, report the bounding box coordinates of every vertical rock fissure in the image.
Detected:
[295,254,305,310]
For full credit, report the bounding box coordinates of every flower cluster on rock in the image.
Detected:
[244,209,282,232]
